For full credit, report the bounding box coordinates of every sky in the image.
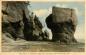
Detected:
[28,2,85,43]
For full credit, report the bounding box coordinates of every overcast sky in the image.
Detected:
[28,2,85,43]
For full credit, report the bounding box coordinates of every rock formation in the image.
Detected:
[46,6,77,44]
[2,1,44,41]
[2,1,78,44]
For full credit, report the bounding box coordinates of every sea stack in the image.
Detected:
[46,6,77,44]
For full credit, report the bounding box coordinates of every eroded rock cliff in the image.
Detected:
[2,1,44,41]
[2,2,78,44]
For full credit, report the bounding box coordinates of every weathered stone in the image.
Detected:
[46,6,77,44]
[2,1,44,41]
[2,2,78,43]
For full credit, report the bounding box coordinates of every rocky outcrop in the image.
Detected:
[46,6,77,44]
[2,1,78,44]
[2,1,44,41]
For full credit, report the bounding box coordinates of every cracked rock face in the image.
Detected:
[46,6,77,44]
[2,1,44,41]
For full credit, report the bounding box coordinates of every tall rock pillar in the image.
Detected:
[46,6,77,44]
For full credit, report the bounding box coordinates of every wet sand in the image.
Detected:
[2,39,85,52]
